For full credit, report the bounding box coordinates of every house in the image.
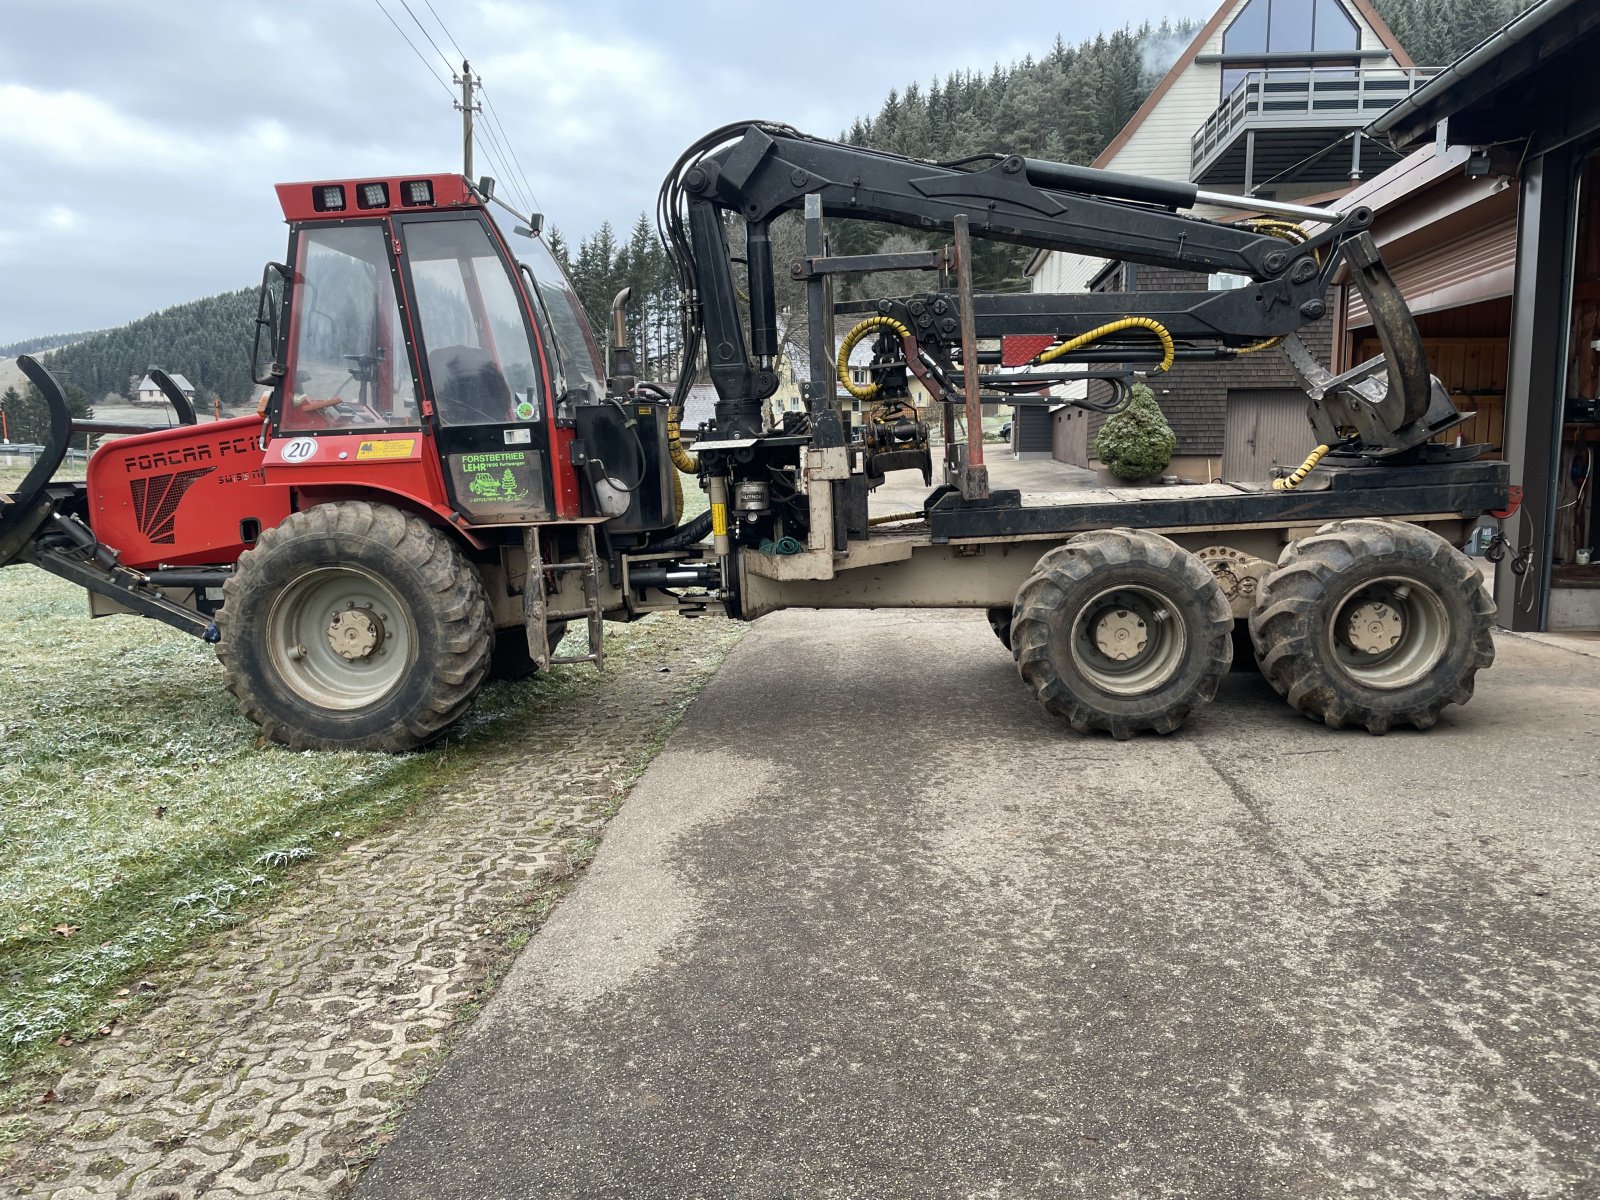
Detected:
[1028,0,1430,480]
[135,373,195,406]
[1364,0,1600,633]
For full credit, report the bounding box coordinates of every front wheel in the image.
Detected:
[1012,529,1234,738]
[216,501,493,751]
[1248,519,1495,733]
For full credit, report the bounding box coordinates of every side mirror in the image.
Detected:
[251,261,291,388]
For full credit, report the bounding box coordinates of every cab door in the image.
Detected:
[396,212,553,523]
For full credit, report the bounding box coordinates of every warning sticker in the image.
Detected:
[356,439,417,461]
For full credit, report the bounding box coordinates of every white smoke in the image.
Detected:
[1140,27,1193,87]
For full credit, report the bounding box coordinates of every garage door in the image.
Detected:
[1223,388,1317,483]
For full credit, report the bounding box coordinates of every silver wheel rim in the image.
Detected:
[1326,574,1449,690]
[266,566,414,710]
[1068,584,1188,696]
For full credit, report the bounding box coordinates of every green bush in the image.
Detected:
[1093,381,1176,481]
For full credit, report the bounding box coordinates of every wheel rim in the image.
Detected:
[265,566,414,710]
[1326,574,1450,690]
[1068,584,1188,696]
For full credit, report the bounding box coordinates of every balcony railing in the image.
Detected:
[1191,66,1439,182]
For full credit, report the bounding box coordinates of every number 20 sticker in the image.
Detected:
[281,437,318,463]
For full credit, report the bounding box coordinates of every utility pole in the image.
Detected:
[453,60,481,178]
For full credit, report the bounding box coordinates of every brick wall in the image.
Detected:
[1080,264,1334,458]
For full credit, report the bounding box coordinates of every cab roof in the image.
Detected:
[274,174,479,222]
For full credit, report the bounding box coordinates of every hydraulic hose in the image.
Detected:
[642,509,714,552]
[1036,317,1175,372]
[838,316,915,400]
[868,511,925,526]
[1273,444,1331,492]
[665,406,699,474]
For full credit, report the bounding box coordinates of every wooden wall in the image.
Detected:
[1354,330,1509,454]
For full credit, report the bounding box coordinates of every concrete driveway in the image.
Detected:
[357,611,1600,1199]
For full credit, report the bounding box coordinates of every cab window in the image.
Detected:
[521,236,605,403]
[403,219,541,427]
[281,224,417,433]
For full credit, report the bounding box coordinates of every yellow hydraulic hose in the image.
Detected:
[868,511,925,526]
[838,316,915,400]
[1273,444,1331,491]
[1036,317,1175,372]
[666,406,698,474]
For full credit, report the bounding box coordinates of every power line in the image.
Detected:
[472,124,524,210]
[370,0,454,99]
[396,0,455,75]
[479,85,542,215]
[422,0,467,60]
[373,0,543,214]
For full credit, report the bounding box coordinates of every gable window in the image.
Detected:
[1222,0,1358,56]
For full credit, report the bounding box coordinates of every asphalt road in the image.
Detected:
[358,611,1600,1200]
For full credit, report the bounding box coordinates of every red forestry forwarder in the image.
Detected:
[0,124,1506,749]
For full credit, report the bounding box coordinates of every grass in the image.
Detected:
[0,456,728,1089]
[0,558,608,1085]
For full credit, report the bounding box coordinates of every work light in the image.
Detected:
[313,185,346,212]
[401,179,434,207]
[357,182,390,209]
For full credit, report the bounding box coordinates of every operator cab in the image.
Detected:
[257,173,605,525]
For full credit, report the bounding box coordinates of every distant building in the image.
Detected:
[136,373,195,406]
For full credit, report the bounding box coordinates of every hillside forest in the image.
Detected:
[0,0,1537,443]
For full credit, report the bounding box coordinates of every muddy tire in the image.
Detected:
[487,621,569,681]
[986,606,1015,651]
[1012,529,1234,739]
[1248,519,1495,733]
[216,501,492,751]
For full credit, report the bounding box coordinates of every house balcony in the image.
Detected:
[1190,67,1439,193]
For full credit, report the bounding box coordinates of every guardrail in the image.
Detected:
[1191,66,1439,179]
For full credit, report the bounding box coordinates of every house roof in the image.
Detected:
[1092,0,1413,170]
[1369,0,1594,150]
[137,373,193,392]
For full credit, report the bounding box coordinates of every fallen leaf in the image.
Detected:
[51,923,79,939]
[37,1090,56,1105]
[55,1035,73,1047]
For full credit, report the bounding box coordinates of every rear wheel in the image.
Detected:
[216,501,492,751]
[1248,519,1495,733]
[1012,529,1233,738]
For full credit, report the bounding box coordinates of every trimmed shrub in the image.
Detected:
[1093,381,1176,480]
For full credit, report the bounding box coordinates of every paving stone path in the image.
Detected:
[1,615,742,1198]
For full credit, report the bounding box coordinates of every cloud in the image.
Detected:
[0,0,1217,342]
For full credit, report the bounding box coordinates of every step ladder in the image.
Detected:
[522,524,605,669]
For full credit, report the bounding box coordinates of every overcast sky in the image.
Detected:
[0,0,1216,344]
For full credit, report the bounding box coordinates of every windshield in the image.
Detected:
[281,224,416,433]
[403,217,542,426]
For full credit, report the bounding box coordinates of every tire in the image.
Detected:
[1248,519,1495,734]
[986,606,1014,651]
[216,501,493,751]
[1012,529,1234,739]
[487,621,569,681]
